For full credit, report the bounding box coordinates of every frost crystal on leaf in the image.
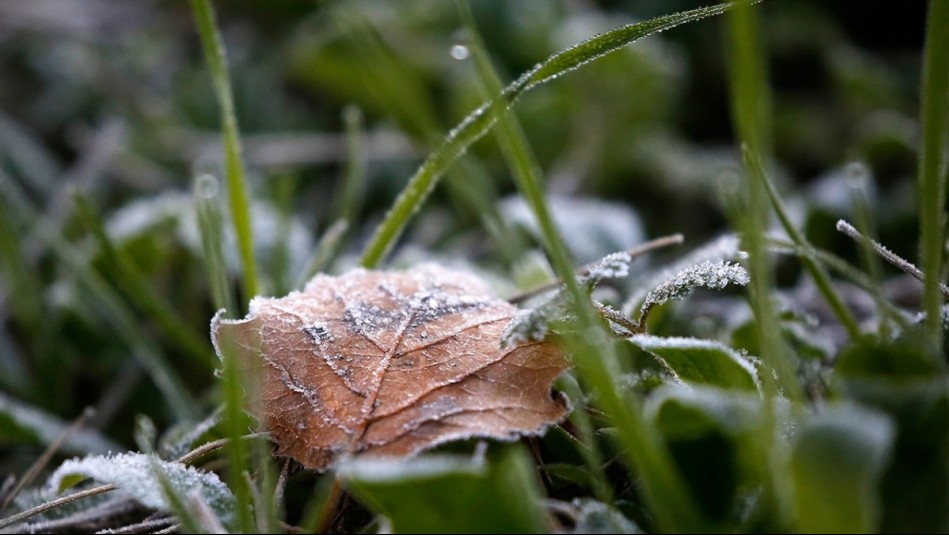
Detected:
[639,259,749,319]
[624,234,743,315]
[211,263,570,471]
[580,251,633,286]
[47,452,236,527]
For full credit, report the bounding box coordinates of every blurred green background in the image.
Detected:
[0,0,934,496]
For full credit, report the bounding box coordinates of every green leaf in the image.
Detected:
[340,446,548,534]
[645,386,764,524]
[629,334,759,391]
[789,403,894,534]
[48,452,236,529]
[834,338,947,444]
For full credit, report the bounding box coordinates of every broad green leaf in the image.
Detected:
[48,452,236,528]
[629,334,759,391]
[340,446,548,534]
[645,386,764,524]
[832,337,949,532]
[789,403,894,534]
[834,338,947,444]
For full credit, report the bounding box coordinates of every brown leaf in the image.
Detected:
[211,264,570,471]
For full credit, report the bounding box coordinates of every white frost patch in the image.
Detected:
[629,333,759,389]
[637,259,749,322]
[338,454,485,483]
[582,251,633,285]
[624,234,744,314]
[48,452,235,526]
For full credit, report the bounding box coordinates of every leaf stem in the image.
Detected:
[918,0,949,352]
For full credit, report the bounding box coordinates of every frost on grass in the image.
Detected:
[211,263,569,471]
[580,251,633,286]
[47,452,236,526]
[635,258,749,325]
[623,233,744,315]
[502,250,634,347]
[629,334,759,391]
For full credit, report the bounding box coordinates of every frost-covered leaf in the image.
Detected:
[570,498,643,534]
[500,195,644,263]
[790,403,894,534]
[579,251,634,287]
[501,291,571,348]
[47,452,236,527]
[623,234,744,315]
[0,392,120,455]
[340,446,548,534]
[212,263,569,471]
[637,259,749,321]
[629,334,758,391]
[502,249,636,347]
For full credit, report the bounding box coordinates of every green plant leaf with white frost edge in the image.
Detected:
[47,452,236,528]
[629,334,759,391]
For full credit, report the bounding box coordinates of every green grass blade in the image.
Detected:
[744,149,861,339]
[72,192,213,370]
[457,2,705,531]
[194,174,237,316]
[333,105,368,231]
[0,172,197,421]
[723,2,799,401]
[359,1,758,268]
[918,0,949,353]
[189,0,259,304]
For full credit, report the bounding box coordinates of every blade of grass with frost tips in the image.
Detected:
[457,2,705,531]
[918,0,949,354]
[0,173,197,421]
[194,174,237,316]
[359,1,760,268]
[189,0,258,304]
[73,192,212,370]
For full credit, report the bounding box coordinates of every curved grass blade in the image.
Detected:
[359,1,760,268]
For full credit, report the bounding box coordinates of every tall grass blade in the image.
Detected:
[724,2,798,530]
[333,105,368,231]
[918,0,949,353]
[189,0,259,304]
[194,174,237,316]
[457,2,705,531]
[359,1,759,268]
[744,149,861,338]
[724,2,797,400]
